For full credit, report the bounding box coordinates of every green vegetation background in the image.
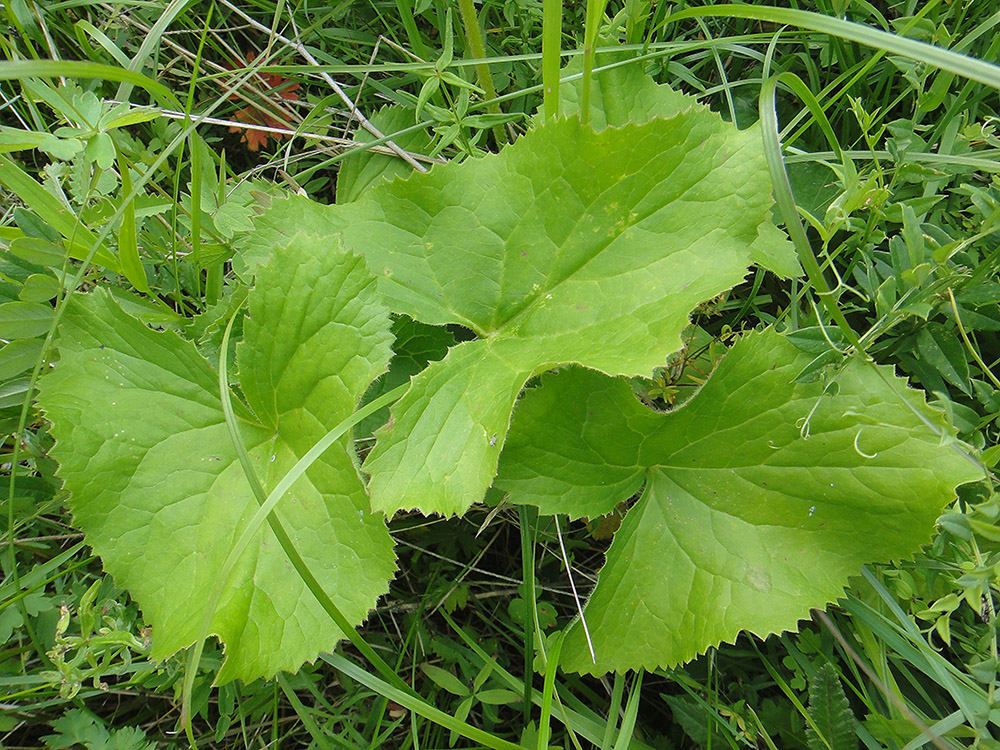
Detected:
[3,0,1000,747]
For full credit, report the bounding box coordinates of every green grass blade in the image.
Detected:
[188,133,205,300]
[611,670,643,750]
[73,19,131,67]
[752,642,831,744]
[542,0,563,119]
[600,672,625,750]
[0,156,120,272]
[114,0,194,102]
[817,605,957,750]
[322,653,524,750]
[457,0,507,145]
[0,59,177,107]
[0,542,89,612]
[538,631,564,750]
[899,712,966,750]
[393,0,428,59]
[581,0,610,125]
[668,6,1000,91]
[518,503,537,724]
[758,50,862,351]
[440,609,660,750]
[113,147,150,293]
[624,0,650,45]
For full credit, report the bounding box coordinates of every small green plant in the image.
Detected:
[42,708,155,750]
[41,579,150,700]
[35,57,978,696]
[805,663,858,750]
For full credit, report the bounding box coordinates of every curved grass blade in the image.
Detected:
[668,6,1000,91]
[182,313,411,729]
[323,652,525,750]
[0,59,177,108]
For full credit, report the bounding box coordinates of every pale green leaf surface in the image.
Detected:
[39,236,396,682]
[8,236,67,267]
[364,338,532,513]
[0,338,45,380]
[367,112,771,515]
[19,273,61,303]
[0,300,55,338]
[0,126,49,153]
[38,135,85,161]
[495,330,979,674]
[557,57,801,279]
[104,108,159,130]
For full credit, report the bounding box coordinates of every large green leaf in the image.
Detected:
[495,329,979,674]
[39,235,396,682]
[554,55,801,280]
[251,100,778,516]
